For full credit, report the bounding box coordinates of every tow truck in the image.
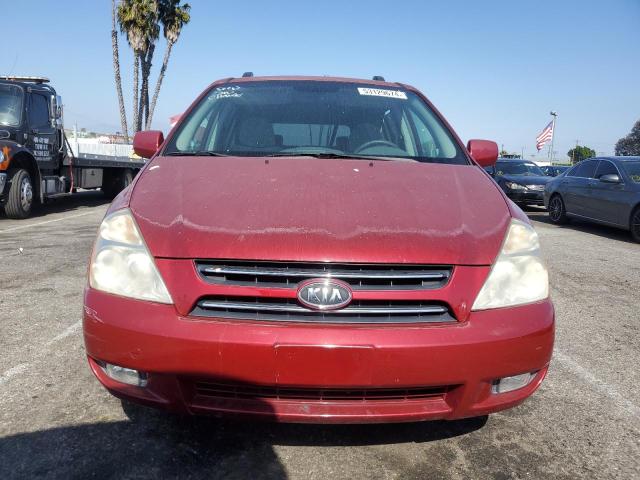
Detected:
[0,76,144,218]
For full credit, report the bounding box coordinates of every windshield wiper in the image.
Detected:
[265,152,404,162]
[164,151,411,162]
[163,151,229,156]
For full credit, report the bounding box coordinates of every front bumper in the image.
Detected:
[503,189,545,205]
[84,289,554,423]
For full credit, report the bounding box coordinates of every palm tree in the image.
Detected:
[111,0,128,140]
[117,0,158,133]
[140,45,155,128]
[138,7,159,131]
[146,0,191,129]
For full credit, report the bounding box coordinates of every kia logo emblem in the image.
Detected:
[297,279,353,311]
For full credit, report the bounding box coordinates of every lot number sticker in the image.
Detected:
[357,88,407,99]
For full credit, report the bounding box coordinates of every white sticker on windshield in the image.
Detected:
[357,87,407,99]
[213,85,243,99]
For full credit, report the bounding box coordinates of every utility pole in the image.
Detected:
[521,147,524,160]
[73,122,78,158]
[547,111,558,164]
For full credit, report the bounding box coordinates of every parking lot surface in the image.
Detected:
[1,193,639,479]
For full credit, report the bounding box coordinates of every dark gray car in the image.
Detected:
[544,157,640,242]
[487,159,552,207]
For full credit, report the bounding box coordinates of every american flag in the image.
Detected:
[536,120,554,151]
[169,114,182,128]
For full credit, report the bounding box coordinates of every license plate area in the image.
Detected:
[274,344,374,386]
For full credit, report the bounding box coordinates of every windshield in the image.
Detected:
[0,84,23,127]
[164,81,468,164]
[496,161,545,176]
[622,161,640,183]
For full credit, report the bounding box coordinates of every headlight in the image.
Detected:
[472,219,548,310]
[89,209,173,304]
[505,181,526,190]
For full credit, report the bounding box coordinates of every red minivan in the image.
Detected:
[83,76,554,423]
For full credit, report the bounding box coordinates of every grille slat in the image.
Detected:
[202,266,447,281]
[196,260,452,291]
[192,297,455,324]
[199,299,448,315]
[193,381,451,402]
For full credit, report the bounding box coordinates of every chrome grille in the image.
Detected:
[195,260,452,290]
[191,296,456,324]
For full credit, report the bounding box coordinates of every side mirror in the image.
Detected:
[467,139,498,167]
[133,130,164,159]
[50,95,63,127]
[599,173,621,184]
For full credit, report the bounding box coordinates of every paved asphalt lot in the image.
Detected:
[1,192,638,480]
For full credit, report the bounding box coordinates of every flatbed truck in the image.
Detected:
[0,76,144,218]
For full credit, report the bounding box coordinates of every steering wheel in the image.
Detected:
[355,140,398,153]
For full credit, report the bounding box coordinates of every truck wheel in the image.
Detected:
[5,169,34,219]
[103,169,134,200]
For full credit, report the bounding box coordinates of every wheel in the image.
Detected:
[102,169,134,200]
[630,206,640,243]
[4,169,34,219]
[548,194,568,224]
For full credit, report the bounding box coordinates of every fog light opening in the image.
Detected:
[492,372,537,394]
[101,362,148,387]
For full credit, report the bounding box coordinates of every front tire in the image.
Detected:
[4,169,34,219]
[548,194,568,224]
[630,206,640,243]
[102,169,134,200]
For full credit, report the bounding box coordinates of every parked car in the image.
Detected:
[486,159,552,207]
[545,156,640,242]
[83,75,554,423]
[541,165,570,177]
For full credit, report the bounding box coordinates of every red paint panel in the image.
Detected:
[131,157,509,265]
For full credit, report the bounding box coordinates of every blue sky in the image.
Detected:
[3,0,639,160]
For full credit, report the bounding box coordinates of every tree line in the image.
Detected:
[567,120,640,164]
[615,120,640,157]
[111,0,191,140]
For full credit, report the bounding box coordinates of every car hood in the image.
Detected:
[129,156,512,265]
[499,174,552,185]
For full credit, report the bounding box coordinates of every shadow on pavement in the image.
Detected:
[0,400,487,479]
[0,190,110,221]
[250,415,488,448]
[528,211,635,244]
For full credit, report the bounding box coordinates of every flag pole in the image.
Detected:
[548,111,557,164]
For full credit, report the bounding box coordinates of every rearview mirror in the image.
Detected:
[133,130,165,159]
[599,173,621,184]
[467,139,498,167]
